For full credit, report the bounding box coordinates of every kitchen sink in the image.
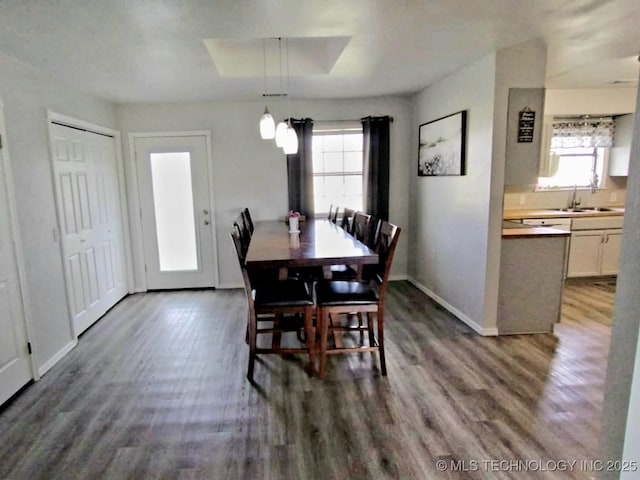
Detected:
[551,208,588,212]
[551,207,616,213]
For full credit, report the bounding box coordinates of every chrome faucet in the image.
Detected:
[569,185,581,209]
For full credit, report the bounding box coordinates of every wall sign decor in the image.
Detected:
[418,110,467,176]
[517,107,535,143]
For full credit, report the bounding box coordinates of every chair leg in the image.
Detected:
[304,307,315,376]
[376,309,387,376]
[318,309,329,379]
[367,312,375,347]
[247,313,258,382]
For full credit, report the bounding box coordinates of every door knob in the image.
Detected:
[204,220,210,225]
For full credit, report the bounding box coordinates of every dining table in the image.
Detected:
[245,218,378,280]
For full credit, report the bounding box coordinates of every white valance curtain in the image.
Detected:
[551,117,615,148]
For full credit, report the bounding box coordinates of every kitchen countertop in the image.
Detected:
[502,220,570,239]
[503,207,625,221]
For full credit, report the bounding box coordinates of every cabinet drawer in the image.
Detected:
[571,216,624,230]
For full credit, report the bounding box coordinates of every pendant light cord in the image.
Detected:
[262,38,267,96]
[278,37,283,92]
[286,37,291,122]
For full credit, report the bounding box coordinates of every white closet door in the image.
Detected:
[50,123,127,335]
[0,104,32,405]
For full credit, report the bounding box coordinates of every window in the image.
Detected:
[538,116,614,190]
[538,146,605,189]
[312,125,363,215]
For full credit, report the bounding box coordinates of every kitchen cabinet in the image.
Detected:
[567,229,622,277]
[609,113,633,176]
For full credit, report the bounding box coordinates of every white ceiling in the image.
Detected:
[0,0,639,104]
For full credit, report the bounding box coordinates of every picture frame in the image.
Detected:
[418,110,467,176]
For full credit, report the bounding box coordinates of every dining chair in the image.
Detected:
[327,204,335,221]
[340,207,355,231]
[330,206,339,224]
[231,230,316,381]
[315,221,401,379]
[243,207,255,234]
[330,211,373,280]
[350,211,372,243]
[233,214,251,259]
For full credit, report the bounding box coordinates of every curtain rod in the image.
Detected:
[315,117,394,123]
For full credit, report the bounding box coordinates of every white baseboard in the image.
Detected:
[217,282,243,289]
[389,274,408,281]
[37,340,77,377]
[407,277,498,336]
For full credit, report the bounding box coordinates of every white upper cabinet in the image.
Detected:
[609,113,634,177]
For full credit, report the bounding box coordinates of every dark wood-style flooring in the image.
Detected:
[0,280,615,479]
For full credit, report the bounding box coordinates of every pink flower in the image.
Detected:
[288,210,300,218]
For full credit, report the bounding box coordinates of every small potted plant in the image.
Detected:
[288,210,301,233]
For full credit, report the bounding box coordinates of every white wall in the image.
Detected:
[0,51,118,372]
[409,39,547,334]
[117,96,412,289]
[409,54,497,333]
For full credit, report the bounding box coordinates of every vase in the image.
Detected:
[289,216,299,233]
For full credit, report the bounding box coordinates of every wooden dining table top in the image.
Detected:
[245,219,378,270]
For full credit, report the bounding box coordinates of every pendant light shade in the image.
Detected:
[275,121,287,147]
[258,38,276,140]
[259,107,275,139]
[283,121,298,154]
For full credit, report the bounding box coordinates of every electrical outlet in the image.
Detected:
[519,195,526,206]
[610,192,617,203]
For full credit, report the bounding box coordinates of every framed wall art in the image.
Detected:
[418,110,467,176]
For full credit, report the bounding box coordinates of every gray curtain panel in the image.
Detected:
[362,116,391,221]
[286,118,315,218]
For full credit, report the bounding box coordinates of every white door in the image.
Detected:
[50,123,128,335]
[0,104,32,405]
[134,135,216,289]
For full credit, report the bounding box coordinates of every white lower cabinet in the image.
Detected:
[567,229,622,277]
[600,230,623,275]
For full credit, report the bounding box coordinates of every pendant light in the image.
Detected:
[283,119,298,154]
[259,39,275,139]
[282,38,299,155]
[274,37,288,147]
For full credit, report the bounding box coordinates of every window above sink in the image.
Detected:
[537,146,605,190]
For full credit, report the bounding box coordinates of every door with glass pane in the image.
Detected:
[135,135,216,290]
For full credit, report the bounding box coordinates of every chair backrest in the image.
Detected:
[233,214,250,260]
[340,208,355,230]
[350,211,372,243]
[327,204,334,221]
[367,217,380,249]
[330,206,339,224]
[230,231,256,308]
[243,207,254,234]
[372,221,401,288]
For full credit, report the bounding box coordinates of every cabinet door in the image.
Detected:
[609,114,633,177]
[600,230,622,275]
[567,231,602,277]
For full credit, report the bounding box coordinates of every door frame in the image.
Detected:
[47,111,134,340]
[0,98,39,381]
[128,131,219,291]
